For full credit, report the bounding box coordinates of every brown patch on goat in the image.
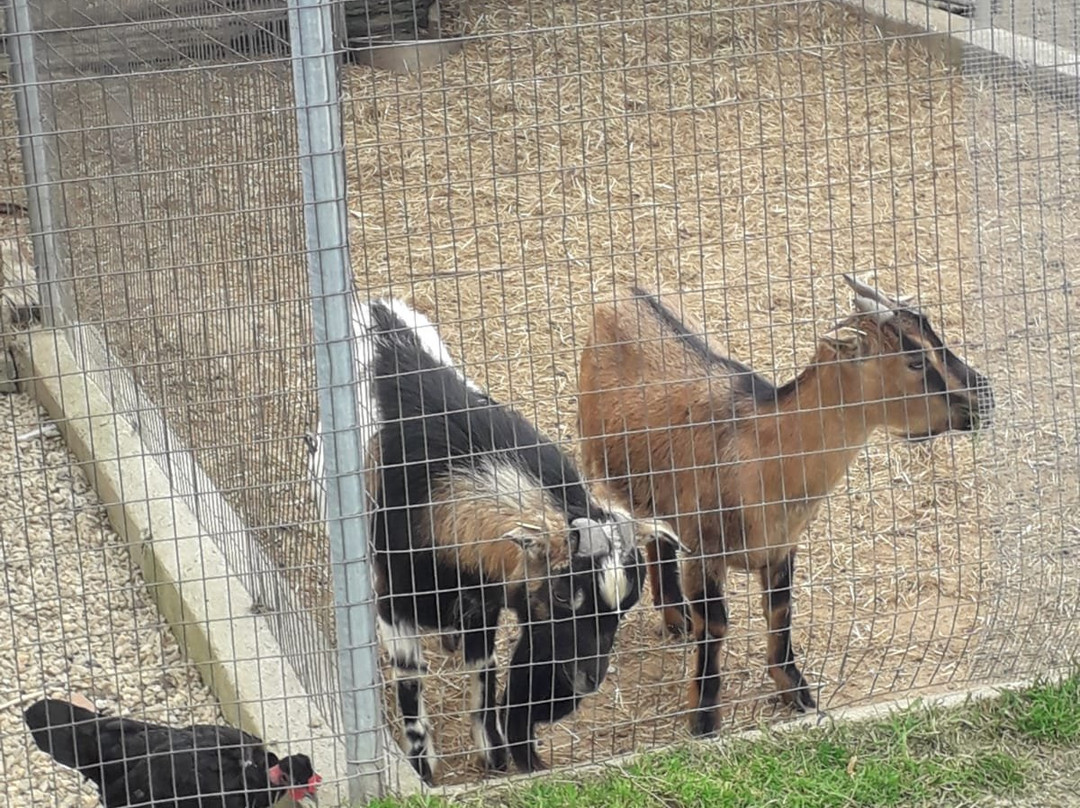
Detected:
[427,461,572,584]
[365,444,570,599]
[577,282,991,732]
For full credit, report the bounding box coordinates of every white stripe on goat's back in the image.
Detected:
[349,297,382,445]
[381,297,485,393]
[306,297,386,521]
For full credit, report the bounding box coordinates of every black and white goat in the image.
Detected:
[306,297,681,782]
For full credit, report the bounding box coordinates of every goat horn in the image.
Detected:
[852,294,896,323]
[842,273,902,309]
[826,324,868,340]
[825,319,868,338]
[637,518,691,555]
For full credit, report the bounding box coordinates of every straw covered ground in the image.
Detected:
[0,0,1075,794]
[334,0,1077,787]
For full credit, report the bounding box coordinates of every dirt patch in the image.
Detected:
[962,78,1080,683]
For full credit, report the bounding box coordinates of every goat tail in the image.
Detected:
[304,295,391,521]
[305,295,482,518]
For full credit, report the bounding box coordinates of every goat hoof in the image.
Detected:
[483,746,509,774]
[509,741,547,773]
[690,709,718,738]
[793,689,817,712]
[778,683,816,713]
[522,751,548,773]
[409,754,436,785]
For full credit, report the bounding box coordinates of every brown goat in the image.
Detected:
[576,274,995,735]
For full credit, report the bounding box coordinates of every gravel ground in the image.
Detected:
[0,390,224,807]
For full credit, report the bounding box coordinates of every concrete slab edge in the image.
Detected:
[833,0,1079,104]
[11,327,353,807]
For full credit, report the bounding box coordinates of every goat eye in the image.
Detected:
[908,356,926,371]
[553,589,585,610]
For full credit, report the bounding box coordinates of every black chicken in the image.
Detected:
[24,698,322,808]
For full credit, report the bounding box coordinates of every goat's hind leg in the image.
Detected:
[463,626,509,774]
[381,616,438,783]
[759,550,815,711]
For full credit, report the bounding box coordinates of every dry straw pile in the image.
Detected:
[339,0,1037,784]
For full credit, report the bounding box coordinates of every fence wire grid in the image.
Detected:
[0,0,1076,804]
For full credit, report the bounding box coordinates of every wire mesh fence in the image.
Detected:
[0,0,1076,804]
[0,0,365,803]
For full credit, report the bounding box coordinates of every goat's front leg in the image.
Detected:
[759,550,815,711]
[463,626,508,773]
[646,538,692,637]
[684,560,728,737]
[381,616,437,783]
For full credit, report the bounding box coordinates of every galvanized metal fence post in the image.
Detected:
[5,0,64,326]
[286,0,386,800]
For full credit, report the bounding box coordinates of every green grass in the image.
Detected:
[996,673,1080,746]
[367,671,1080,808]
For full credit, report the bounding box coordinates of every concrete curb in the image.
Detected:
[11,327,352,806]
[837,0,1079,103]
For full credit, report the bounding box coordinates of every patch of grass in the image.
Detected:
[365,672,1080,808]
[996,672,1080,745]
[488,716,1027,808]
[367,796,445,808]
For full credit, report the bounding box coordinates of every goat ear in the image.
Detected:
[635,518,690,555]
[822,322,867,358]
[504,524,548,561]
[570,517,614,558]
